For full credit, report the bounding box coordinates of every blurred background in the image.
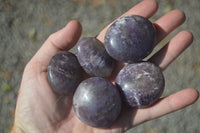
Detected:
[0,0,200,132]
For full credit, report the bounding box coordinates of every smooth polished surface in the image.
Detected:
[105,15,155,63]
[47,51,83,95]
[77,37,114,77]
[73,77,121,127]
[116,62,165,108]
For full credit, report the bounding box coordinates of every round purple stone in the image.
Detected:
[116,62,165,108]
[76,37,114,77]
[73,77,121,127]
[47,51,83,95]
[104,15,155,63]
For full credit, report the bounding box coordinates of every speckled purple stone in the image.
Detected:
[47,51,83,95]
[115,62,164,108]
[105,15,155,63]
[76,37,114,77]
[73,77,121,127]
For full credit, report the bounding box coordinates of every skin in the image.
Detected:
[11,0,199,133]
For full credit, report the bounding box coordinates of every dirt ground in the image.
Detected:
[0,0,200,133]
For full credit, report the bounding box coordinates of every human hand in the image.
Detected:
[11,0,199,133]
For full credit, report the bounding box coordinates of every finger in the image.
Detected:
[154,9,185,45]
[133,88,199,126]
[97,0,158,42]
[31,20,82,66]
[124,0,158,18]
[149,30,193,70]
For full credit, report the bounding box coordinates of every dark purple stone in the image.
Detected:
[47,51,83,95]
[73,77,121,127]
[105,15,155,63]
[76,37,114,77]
[115,62,165,108]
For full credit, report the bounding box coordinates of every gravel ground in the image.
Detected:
[0,0,200,133]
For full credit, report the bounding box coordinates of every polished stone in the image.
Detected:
[105,15,155,63]
[77,37,114,77]
[116,62,165,108]
[47,51,83,95]
[73,77,121,127]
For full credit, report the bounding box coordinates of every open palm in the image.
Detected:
[12,0,199,133]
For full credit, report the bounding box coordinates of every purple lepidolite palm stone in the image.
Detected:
[73,77,121,127]
[77,37,114,77]
[104,15,155,63]
[116,62,164,108]
[47,51,83,95]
